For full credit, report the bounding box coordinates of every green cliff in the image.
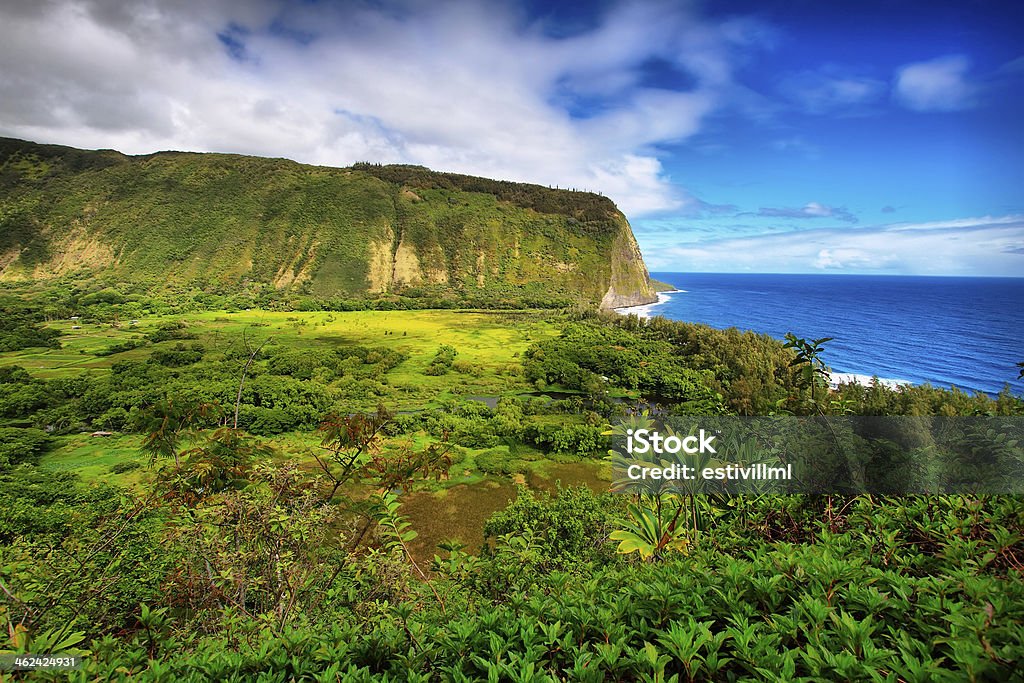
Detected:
[0,138,656,309]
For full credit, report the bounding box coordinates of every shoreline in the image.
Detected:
[613,289,680,317]
[614,287,916,391]
[829,372,913,390]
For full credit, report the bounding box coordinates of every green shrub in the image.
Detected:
[484,485,618,571]
[109,460,141,474]
[474,447,528,476]
[424,344,458,375]
[0,427,51,470]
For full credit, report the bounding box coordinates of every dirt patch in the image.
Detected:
[475,250,486,287]
[392,235,423,286]
[273,238,319,288]
[403,481,517,564]
[367,231,395,293]
[526,460,611,494]
[0,246,21,274]
[32,231,116,277]
[402,462,611,566]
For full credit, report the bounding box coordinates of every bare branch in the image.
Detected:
[234,329,271,430]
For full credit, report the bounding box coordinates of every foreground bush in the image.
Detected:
[7,494,1020,681]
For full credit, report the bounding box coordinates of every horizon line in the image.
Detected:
[648,271,1024,279]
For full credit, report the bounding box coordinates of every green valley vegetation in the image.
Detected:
[0,138,655,311]
[1,295,1022,679]
[0,142,1022,679]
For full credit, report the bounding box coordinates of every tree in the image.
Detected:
[139,398,222,469]
[783,332,834,409]
[312,404,452,554]
[162,463,347,631]
[233,330,271,429]
[313,404,394,503]
[170,427,273,503]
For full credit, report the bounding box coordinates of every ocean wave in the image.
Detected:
[614,290,677,318]
[829,373,913,390]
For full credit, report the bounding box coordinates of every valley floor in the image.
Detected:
[1,304,1021,680]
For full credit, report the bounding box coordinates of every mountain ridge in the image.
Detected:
[0,137,657,309]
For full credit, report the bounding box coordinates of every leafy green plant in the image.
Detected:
[138,398,223,469]
[783,332,834,409]
[1,623,89,656]
[484,486,617,570]
[161,463,346,632]
[605,417,725,561]
[610,501,691,560]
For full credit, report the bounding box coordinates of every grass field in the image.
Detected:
[41,433,149,483]
[1,309,557,390]
[5,308,616,558]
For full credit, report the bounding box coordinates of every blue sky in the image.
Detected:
[630,0,1024,275]
[0,0,1021,275]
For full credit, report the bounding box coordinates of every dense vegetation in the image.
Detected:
[352,163,622,224]
[0,296,62,352]
[1,289,1022,680]
[0,138,654,309]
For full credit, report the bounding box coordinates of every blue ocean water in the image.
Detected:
[640,273,1024,397]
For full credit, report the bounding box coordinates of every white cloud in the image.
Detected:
[802,202,832,217]
[894,55,975,112]
[779,68,885,114]
[643,215,1024,276]
[0,0,767,217]
[813,248,895,270]
[884,214,1024,231]
[755,202,857,223]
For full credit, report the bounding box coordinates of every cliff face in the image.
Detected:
[599,220,658,309]
[0,138,656,308]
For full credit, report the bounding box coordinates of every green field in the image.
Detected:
[2,309,554,379]
[2,308,617,561]
[3,301,1022,681]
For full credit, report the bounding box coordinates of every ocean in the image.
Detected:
[630,273,1024,397]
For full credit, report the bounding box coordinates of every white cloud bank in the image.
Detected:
[0,0,766,216]
[644,215,1024,276]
